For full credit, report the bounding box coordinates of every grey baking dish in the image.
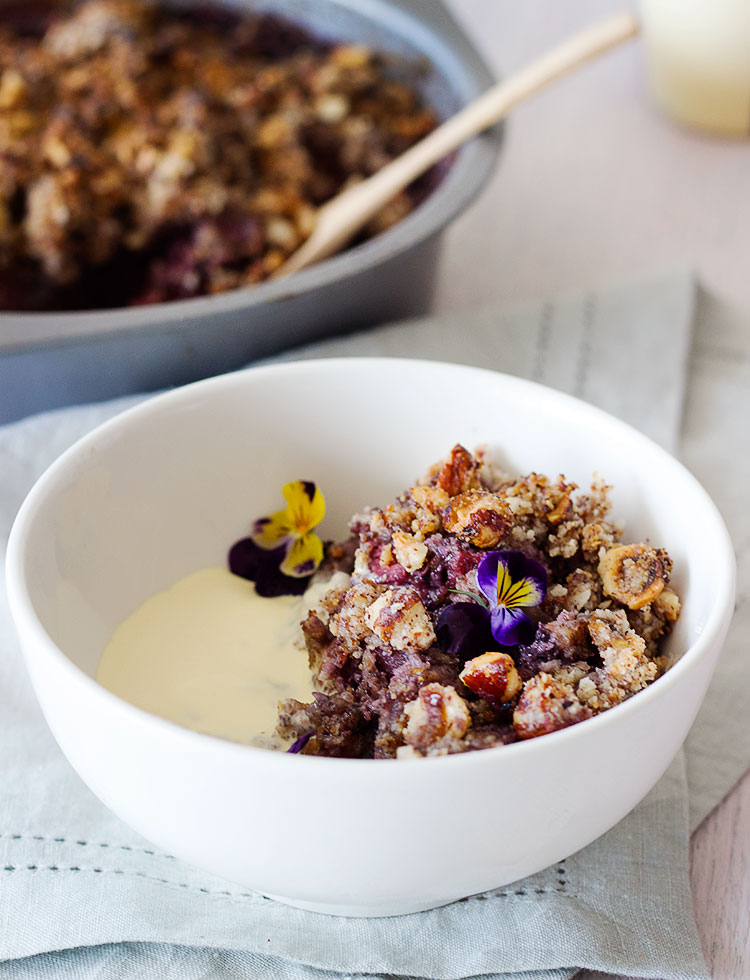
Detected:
[0,0,501,424]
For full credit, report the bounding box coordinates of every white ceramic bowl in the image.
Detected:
[5,358,735,916]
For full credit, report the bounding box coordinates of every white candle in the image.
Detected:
[640,0,750,137]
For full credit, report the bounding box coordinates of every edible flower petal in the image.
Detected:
[489,603,537,647]
[252,509,294,549]
[287,733,313,754]
[228,538,309,597]
[235,480,326,594]
[283,480,326,534]
[252,480,326,550]
[280,532,324,578]
[435,601,494,660]
[477,550,548,647]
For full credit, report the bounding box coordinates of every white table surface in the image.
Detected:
[440,3,750,978]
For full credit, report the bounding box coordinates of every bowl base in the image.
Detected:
[262,890,459,918]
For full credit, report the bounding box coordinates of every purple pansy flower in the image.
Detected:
[435,601,495,660]
[478,550,548,647]
[228,537,309,597]
[229,480,326,596]
[287,733,313,754]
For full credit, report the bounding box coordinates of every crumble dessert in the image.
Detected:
[0,0,438,310]
[276,445,681,758]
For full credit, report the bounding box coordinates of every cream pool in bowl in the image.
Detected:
[95,566,350,748]
[5,358,735,916]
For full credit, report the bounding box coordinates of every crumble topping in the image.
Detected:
[0,0,438,310]
[276,445,681,758]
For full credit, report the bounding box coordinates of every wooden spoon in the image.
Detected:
[273,11,638,279]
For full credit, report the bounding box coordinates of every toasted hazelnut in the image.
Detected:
[443,490,511,548]
[588,609,647,662]
[585,609,656,704]
[513,673,591,739]
[330,581,388,643]
[314,92,349,123]
[435,444,480,496]
[331,44,371,69]
[410,485,448,534]
[459,652,522,705]
[256,114,292,149]
[403,683,471,745]
[0,68,26,110]
[43,136,72,169]
[598,544,671,610]
[391,530,428,573]
[653,587,681,622]
[365,587,435,652]
[544,611,591,651]
[411,485,450,513]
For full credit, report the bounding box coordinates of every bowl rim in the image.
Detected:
[5,357,737,775]
[0,0,501,350]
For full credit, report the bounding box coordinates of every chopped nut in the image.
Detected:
[353,547,370,578]
[460,652,522,705]
[599,543,671,610]
[331,44,371,69]
[581,608,658,709]
[513,672,592,739]
[403,683,471,747]
[435,444,480,496]
[0,69,26,109]
[547,519,582,559]
[315,93,349,123]
[653,588,681,622]
[256,114,293,149]
[581,521,619,559]
[379,542,394,566]
[546,482,576,524]
[560,569,602,613]
[411,485,450,512]
[330,581,387,643]
[443,490,511,548]
[410,484,448,534]
[43,136,72,169]
[266,216,298,251]
[545,612,591,652]
[391,530,428,572]
[365,587,435,652]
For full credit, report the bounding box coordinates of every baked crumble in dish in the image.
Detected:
[0,0,438,310]
[260,445,681,759]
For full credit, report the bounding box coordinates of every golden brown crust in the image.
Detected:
[443,490,512,548]
[433,444,481,497]
[280,446,680,758]
[598,544,671,610]
[364,586,435,653]
[402,683,472,754]
[513,671,592,739]
[459,652,522,705]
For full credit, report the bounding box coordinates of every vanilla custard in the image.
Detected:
[97,567,349,748]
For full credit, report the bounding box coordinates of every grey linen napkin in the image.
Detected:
[1,270,746,980]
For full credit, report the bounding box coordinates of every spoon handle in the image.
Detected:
[277,11,639,278]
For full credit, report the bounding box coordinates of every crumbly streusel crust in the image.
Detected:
[277,445,681,758]
[0,0,437,309]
